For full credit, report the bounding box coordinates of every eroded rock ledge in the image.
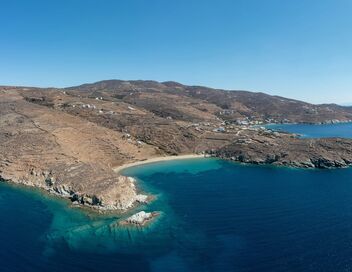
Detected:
[0,170,149,211]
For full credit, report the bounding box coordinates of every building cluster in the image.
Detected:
[60,101,127,116]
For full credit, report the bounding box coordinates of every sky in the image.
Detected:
[1,0,352,104]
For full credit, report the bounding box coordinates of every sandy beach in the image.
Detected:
[114,154,205,174]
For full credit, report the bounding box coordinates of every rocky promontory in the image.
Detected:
[208,132,352,169]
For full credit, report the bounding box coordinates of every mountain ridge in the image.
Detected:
[64,79,352,124]
[67,79,351,107]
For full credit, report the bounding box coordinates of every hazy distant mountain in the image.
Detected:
[339,103,352,107]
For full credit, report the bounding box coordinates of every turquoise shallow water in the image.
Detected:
[266,122,352,138]
[2,156,352,270]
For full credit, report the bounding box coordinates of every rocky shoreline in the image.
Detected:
[207,136,352,169]
[0,173,149,212]
[2,83,352,219]
[3,132,352,216]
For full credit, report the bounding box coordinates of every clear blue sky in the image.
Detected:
[1,0,352,104]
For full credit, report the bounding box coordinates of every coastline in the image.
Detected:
[0,154,205,215]
[112,154,205,226]
[114,154,205,174]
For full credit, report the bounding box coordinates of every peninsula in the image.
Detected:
[1,80,352,211]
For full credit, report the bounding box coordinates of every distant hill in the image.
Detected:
[67,80,352,124]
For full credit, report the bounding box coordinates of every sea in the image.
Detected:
[1,123,352,272]
[265,122,352,138]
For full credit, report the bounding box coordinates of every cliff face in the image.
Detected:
[1,81,352,211]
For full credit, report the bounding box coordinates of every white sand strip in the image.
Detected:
[114,154,204,174]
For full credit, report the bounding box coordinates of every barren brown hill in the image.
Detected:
[67,80,352,123]
[1,80,352,212]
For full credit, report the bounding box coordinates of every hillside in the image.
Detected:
[67,80,352,124]
[1,80,352,212]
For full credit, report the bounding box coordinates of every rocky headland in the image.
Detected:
[207,130,352,168]
[1,80,352,213]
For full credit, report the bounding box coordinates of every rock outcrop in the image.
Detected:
[0,166,145,211]
[123,211,158,226]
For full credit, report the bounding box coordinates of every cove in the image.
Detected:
[2,157,352,271]
[266,122,352,138]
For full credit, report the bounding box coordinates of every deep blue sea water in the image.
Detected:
[2,124,352,271]
[266,122,352,138]
[2,159,352,271]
